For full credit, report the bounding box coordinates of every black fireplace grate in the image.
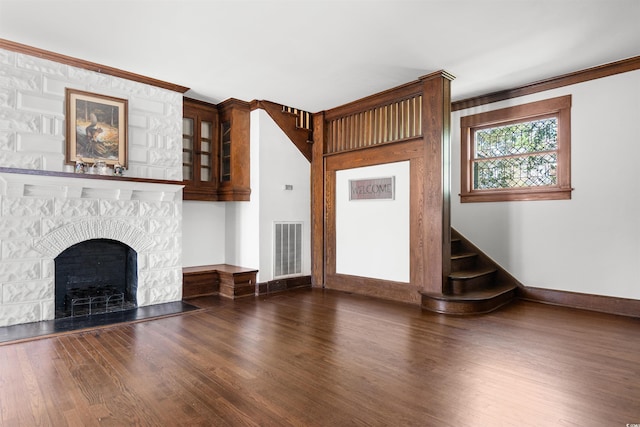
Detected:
[64,285,133,318]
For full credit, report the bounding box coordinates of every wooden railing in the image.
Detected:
[282,105,313,131]
[324,92,423,154]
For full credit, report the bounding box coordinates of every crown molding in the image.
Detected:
[452,56,640,111]
[0,38,190,94]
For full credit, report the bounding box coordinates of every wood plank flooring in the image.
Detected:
[0,288,639,426]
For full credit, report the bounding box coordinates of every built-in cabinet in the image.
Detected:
[182,98,250,201]
[217,98,251,201]
[183,99,218,200]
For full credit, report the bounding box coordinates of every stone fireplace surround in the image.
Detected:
[0,169,183,327]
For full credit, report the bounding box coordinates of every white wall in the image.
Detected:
[224,111,260,271]
[226,109,311,281]
[182,201,226,267]
[256,109,311,281]
[335,162,410,282]
[451,69,640,299]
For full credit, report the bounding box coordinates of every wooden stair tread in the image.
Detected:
[421,283,517,315]
[421,228,520,315]
[449,267,496,280]
[423,283,517,302]
[451,252,477,260]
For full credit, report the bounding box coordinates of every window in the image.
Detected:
[460,95,572,202]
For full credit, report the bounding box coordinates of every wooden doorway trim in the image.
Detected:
[310,71,454,303]
[323,139,425,304]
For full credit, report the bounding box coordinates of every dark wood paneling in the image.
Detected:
[310,113,325,288]
[257,275,312,295]
[326,273,421,305]
[420,72,454,294]
[324,137,424,170]
[325,95,423,154]
[320,72,453,304]
[324,170,336,278]
[0,38,189,93]
[219,271,255,299]
[182,270,220,298]
[324,139,425,305]
[409,157,425,289]
[217,99,252,201]
[183,264,258,300]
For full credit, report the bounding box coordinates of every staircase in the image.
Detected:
[256,100,313,162]
[421,228,519,315]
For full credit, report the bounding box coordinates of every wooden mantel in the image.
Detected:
[0,167,184,187]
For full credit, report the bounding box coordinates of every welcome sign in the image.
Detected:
[349,177,395,200]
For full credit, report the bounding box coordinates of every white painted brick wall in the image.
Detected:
[0,46,186,327]
[0,172,183,327]
[0,47,182,180]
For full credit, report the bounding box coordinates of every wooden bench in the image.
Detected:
[182,264,258,299]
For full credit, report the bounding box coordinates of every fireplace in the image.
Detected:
[0,170,184,328]
[55,239,138,318]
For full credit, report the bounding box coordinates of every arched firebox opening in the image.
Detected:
[54,239,138,319]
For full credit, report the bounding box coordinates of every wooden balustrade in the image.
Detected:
[326,95,422,153]
[282,105,313,130]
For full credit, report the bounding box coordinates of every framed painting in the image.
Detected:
[65,88,128,167]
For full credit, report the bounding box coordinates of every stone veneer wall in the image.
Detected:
[0,46,185,327]
[0,47,182,180]
[0,172,183,327]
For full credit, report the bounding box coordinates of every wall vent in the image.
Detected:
[274,222,303,278]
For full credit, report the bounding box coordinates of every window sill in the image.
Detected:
[460,187,573,203]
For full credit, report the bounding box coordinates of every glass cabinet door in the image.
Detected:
[220,120,231,182]
[200,120,213,182]
[182,117,194,181]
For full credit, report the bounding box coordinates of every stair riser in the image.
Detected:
[446,272,496,295]
[451,256,477,272]
[421,288,516,315]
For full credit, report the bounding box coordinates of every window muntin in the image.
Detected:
[473,116,558,189]
[460,95,572,202]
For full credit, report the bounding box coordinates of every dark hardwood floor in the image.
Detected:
[0,288,638,426]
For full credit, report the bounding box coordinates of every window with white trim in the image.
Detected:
[460,95,572,202]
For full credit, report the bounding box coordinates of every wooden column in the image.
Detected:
[310,111,325,287]
[419,71,454,295]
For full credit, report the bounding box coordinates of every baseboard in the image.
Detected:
[519,286,640,318]
[257,275,311,295]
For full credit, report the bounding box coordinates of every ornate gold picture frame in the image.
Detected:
[65,88,128,167]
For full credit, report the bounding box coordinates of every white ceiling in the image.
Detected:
[0,0,639,112]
